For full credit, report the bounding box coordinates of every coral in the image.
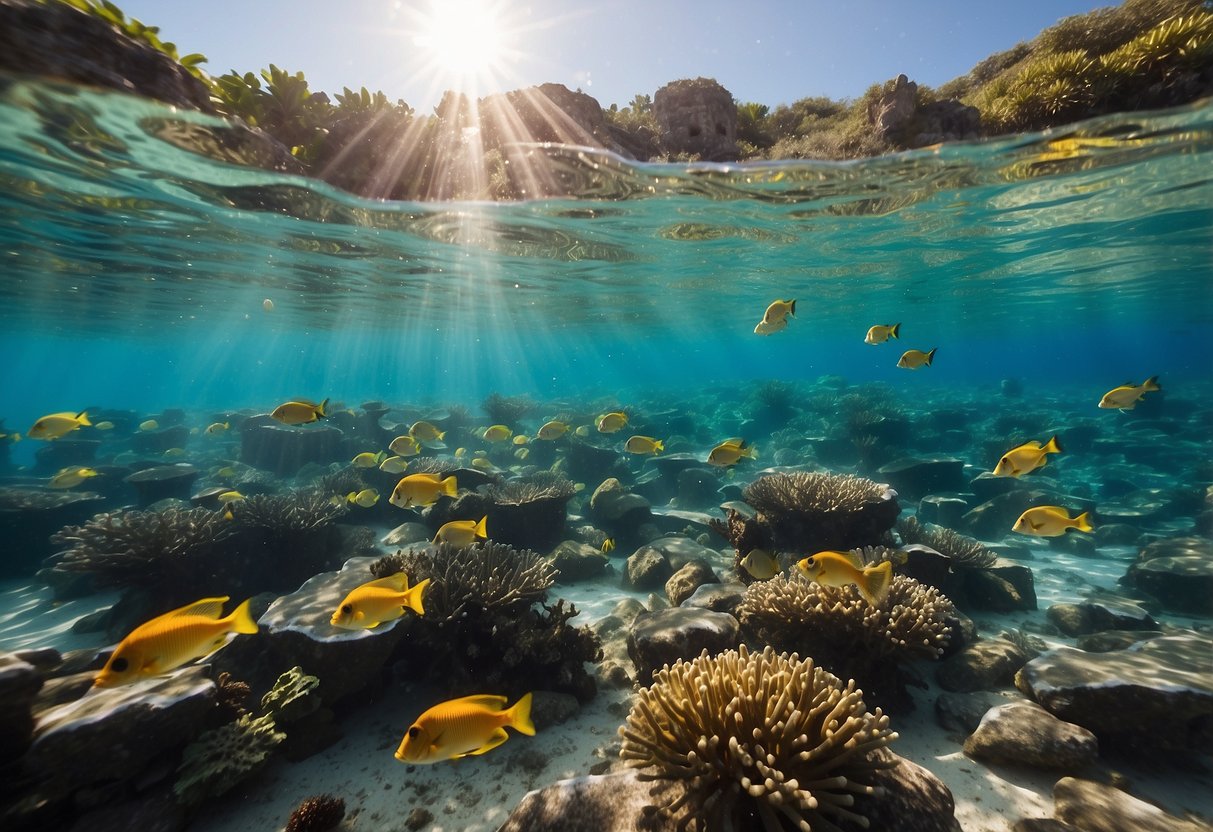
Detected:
[896,516,997,569]
[619,645,896,832]
[737,574,954,713]
[482,392,536,425]
[438,472,578,550]
[214,671,252,721]
[405,456,462,476]
[483,472,577,504]
[314,466,367,498]
[285,794,346,832]
[173,713,284,804]
[261,666,321,724]
[741,472,900,552]
[233,492,347,532]
[710,508,776,585]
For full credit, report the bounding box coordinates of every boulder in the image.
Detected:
[0,488,106,579]
[627,608,739,683]
[653,77,739,161]
[969,471,1024,502]
[1076,630,1165,652]
[443,485,572,552]
[130,425,190,455]
[123,464,200,507]
[499,769,684,832]
[856,750,964,832]
[1123,545,1213,616]
[550,540,609,582]
[871,74,919,137]
[588,478,652,539]
[664,558,719,607]
[1046,598,1156,637]
[0,653,41,767]
[240,421,344,477]
[934,691,1007,734]
[964,702,1098,770]
[937,639,1030,692]
[963,559,1037,612]
[963,490,1078,539]
[623,546,674,591]
[877,457,967,500]
[381,522,430,547]
[681,582,745,616]
[676,467,721,508]
[917,494,971,528]
[32,439,101,473]
[644,536,721,570]
[1053,777,1211,832]
[1015,633,1213,752]
[913,99,982,144]
[562,441,623,485]
[480,83,626,156]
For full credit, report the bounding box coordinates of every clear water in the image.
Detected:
[2,75,1211,441]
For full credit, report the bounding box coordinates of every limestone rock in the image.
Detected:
[681,581,745,615]
[877,457,967,500]
[1053,777,1212,832]
[1015,633,1213,751]
[937,638,1030,692]
[0,653,41,767]
[918,494,971,529]
[240,420,344,477]
[550,540,609,582]
[964,702,1098,770]
[856,750,964,832]
[963,559,1037,612]
[675,467,720,508]
[480,83,626,156]
[1123,545,1213,616]
[381,522,430,547]
[653,77,739,161]
[499,769,685,832]
[871,74,919,137]
[1076,629,1165,652]
[664,558,719,607]
[644,536,721,570]
[627,608,739,683]
[588,478,652,536]
[0,488,105,579]
[623,546,673,591]
[1047,598,1157,637]
[123,464,200,507]
[934,691,1007,735]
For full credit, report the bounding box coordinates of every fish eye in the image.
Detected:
[408,726,420,739]
[110,656,129,672]
[341,603,353,614]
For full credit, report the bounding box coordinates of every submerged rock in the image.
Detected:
[1122,537,1213,615]
[0,488,105,578]
[627,607,739,683]
[1052,777,1211,832]
[240,421,344,477]
[0,653,41,768]
[877,457,967,499]
[550,540,609,582]
[123,464,200,507]
[964,702,1098,770]
[937,638,1030,692]
[623,545,673,591]
[664,558,719,607]
[935,690,1008,734]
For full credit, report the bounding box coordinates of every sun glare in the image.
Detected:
[413,0,508,83]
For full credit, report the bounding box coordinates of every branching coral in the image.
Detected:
[896,516,997,569]
[482,392,536,425]
[619,645,897,832]
[233,492,347,531]
[314,466,367,498]
[740,472,900,552]
[174,713,285,804]
[482,473,577,505]
[737,574,954,713]
[406,456,462,476]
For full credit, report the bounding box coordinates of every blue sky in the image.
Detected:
[119,0,1113,112]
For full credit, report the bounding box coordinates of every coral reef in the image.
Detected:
[741,471,900,552]
[261,666,321,723]
[405,456,464,476]
[619,645,896,832]
[896,516,997,569]
[709,507,775,586]
[439,473,578,551]
[233,491,347,532]
[737,573,954,712]
[482,392,536,425]
[314,466,368,499]
[285,794,346,832]
[173,712,285,804]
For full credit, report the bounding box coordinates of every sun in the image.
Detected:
[412,0,509,82]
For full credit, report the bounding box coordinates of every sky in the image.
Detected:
[119,0,1114,112]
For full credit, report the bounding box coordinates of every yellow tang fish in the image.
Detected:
[217,490,245,503]
[796,551,893,607]
[596,412,628,433]
[483,425,512,442]
[379,455,409,474]
[1098,376,1160,411]
[897,348,936,369]
[708,438,756,467]
[601,537,615,555]
[753,317,788,336]
[624,435,664,455]
[741,549,781,580]
[433,516,488,546]
[471,457,495,471]
[389,473,458,508]
[49,466,100,489]
[270,398,328,425]
[205,422,230,435]
[351,451,386,468]
[574,425,591,437]
[536,421,569,441]
[94,422,114,431]
[28,411,91,440]
[409,421,446,442]
[1013,506,1094,537]
[139,419,160,432]
[347,488,380,508]
[390,435,423,457]
[864,323,901,345]
[761,299,796,324]
[93,596,258,688]
[993,436,1062,478]
[330,572,429,630]
[512,434,529,446]
[395,693,535,764]
[454,447,467,459]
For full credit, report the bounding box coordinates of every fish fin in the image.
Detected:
[224,598,259,634]
[747,444,758,460]
[1074,512,1094,533]
[789,299,796,317]
[474,516,488,539]
[365,572,410,592]
[1043,435,1062,454]
[162,597,231,621]
[461,729,510,757]
[1142,375,1160,392]
[832,549,865,569]
[441,475,458,497]
[76,411,92,426]
[925,348,937,366]
[862,561,893,607]
[508,692,536,736]
[404,578,429,616]
[316,398,329,418]
[438,430,446,440]
[654,440,664,454]
[890,323,900,339]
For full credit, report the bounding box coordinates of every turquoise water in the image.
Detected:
[2,76,1211,441]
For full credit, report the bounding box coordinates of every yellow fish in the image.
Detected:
[433,516,488,546]
[162,448,186,458]
[864,323,901,344]
[389,473,458,508]
[93,596,258,688]
[217,490,245,503]
[379,455,409,474]
[574,425,591,437]
[512,434,529,446]
[796,551,893,607]
[223,506,235,521]
[262,298,274,312]
[993,436,1062,478]
[1098,376,1160,411]
[28,411,91,440]
[1013,506,1094,537]
[330,572,429,630]
[483,425,513,442]
[454,447,467,458]
[708,438,756,467]
[471,457,495,471]
[740,549,781,580]
[596,412,628,433]
[514,447,530,460]
[624,435,664,455]
[536,421,569,441]
[139,419,159,432]
[347,488,380,508]
[390,435,423,457]
[409,421,446,442]
[753,317,789,336]
[215,466,238,478]
[271,398,328,425]
[761,298,796,324]
[395,693,535,764]
[94,422,114,431]
[49,466,100,489]
[600,537,615,555]
[351,451,386,468]
[897,348,936,369]
[205,422,230,435]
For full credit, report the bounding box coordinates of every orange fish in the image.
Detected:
[796,551,893,606]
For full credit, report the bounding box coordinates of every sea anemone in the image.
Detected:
[619,644,897,832]
[284,794,345,832]
[741,472,900,552]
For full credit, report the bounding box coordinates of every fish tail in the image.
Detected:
[316,398,329,418]
[925,348,937,366]
[226,598,259,634]
[653,440,664,454]
[860,561,893,606]
[1142,375,1160,392]
[474,515,488,539]
[789,299,796,317]
[405,577,430,616]
[1043,435,1062,454]
[1074,512,1094,533]
[747,444,759,460]
[508,692,536,736]
[76,411,92,426]
[438,430,446,440]
[441,475,458,497]
[890,323,900,339]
